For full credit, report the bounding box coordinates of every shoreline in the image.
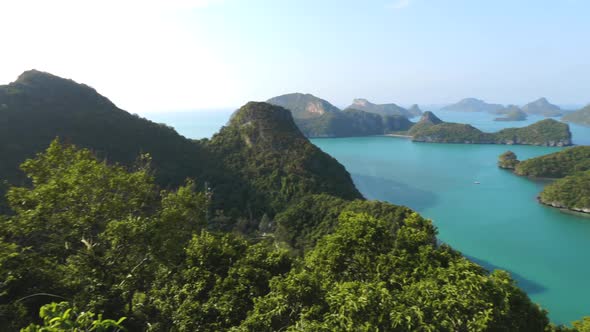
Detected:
[537,197,590,217]
[382,134,412,139]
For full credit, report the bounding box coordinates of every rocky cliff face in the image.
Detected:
[266,93,340,119]
[417,111,443,125]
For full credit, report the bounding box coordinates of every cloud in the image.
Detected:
[387,0,412,10]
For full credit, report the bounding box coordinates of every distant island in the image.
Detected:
[267,93,415,137]
[406,111,571,146]
[522,98,562,117]
[442,98,504,113]
[500,147,590,214]
[493,105,527,122]
[562,104,590,126]
[345,98,422,118]
[442,97,562,118]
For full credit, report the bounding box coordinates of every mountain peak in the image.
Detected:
[352,98,371,106]
[227,102,304,148]
[267,93,340,119]
[522,97,561,116]
[418,111,443,125]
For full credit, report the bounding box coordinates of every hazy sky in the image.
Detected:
[0,0,589,113]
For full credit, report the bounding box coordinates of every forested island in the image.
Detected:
[441,97,562,117]
[493,106,528,122]
[562,105,590,126]
[1,70,589,330]
[499,147,590,214]
[407,111,571,146]
[267,93,415,137]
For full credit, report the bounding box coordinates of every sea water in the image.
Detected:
[149,109,590,324]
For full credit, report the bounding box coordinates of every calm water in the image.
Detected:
[148,109,590,324]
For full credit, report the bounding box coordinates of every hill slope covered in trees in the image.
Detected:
[505,147,590,214]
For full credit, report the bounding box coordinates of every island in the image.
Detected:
[345,98,422,118]
[562,104,590,126]
[267,93,414,137]
[441,97,504,113]
[493,105,527,122]
[498,151,520,169]
[521,97,562,117]
[407,111,572,146]
[503,146,590,214]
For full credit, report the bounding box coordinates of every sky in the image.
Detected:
[0,0,589,113]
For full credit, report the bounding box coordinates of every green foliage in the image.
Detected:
[540,170,590,211]
[238,212,549,331]
[515,146,590,178]
[498,151,520,169]
[0,141,209,329]
[495,119,571,146]
[572,317,590,332]
[21,301,126,332]
[149,233,292,331]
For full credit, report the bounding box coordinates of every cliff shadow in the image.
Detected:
[351,173,438,211]
[465,254,547,295]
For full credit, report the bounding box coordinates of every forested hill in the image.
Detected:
[206,102,362,217]
[0,71,360,221]
[501,147,590,214]
[0,69,210,187]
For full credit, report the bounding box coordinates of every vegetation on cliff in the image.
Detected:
[540,171,590,213]
[512,147,590,214]
[515,146,590,178]
[498,151,520,169]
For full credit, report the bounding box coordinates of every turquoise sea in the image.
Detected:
[148,109,590,325]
